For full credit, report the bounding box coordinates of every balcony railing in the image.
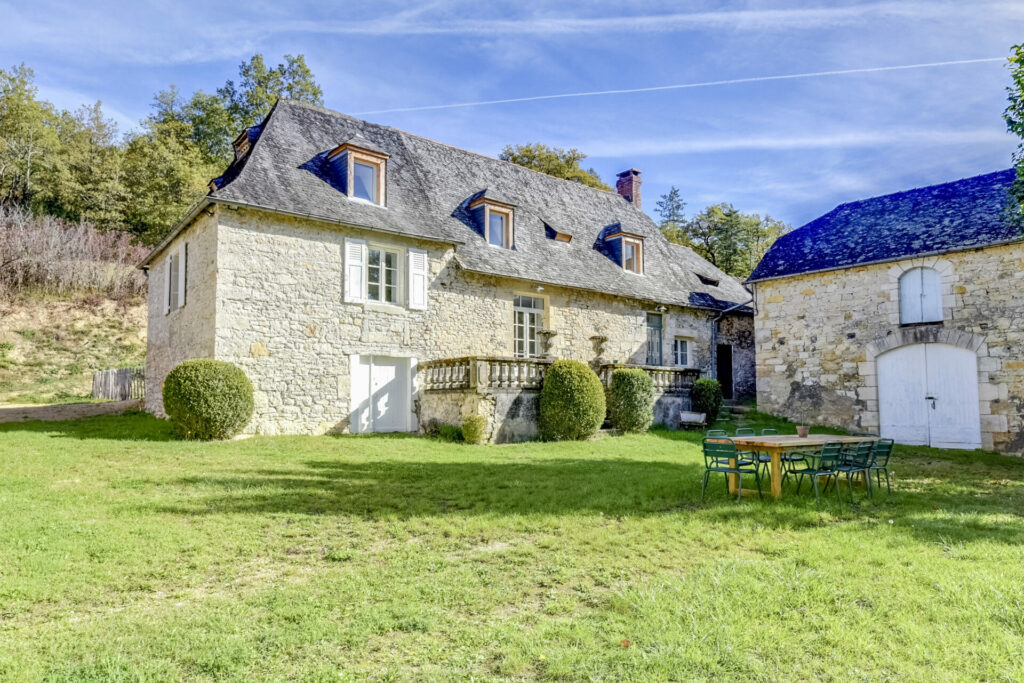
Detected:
[420,357,700,395]
[419,357,553,392]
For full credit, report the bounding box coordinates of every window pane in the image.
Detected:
[367,283,380,301]
[353,162,376,201]
[489,212,506,247]
[624,242,636,271]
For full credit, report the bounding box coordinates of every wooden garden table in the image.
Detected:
[728,435,878,498]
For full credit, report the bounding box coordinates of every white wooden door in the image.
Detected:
[349,355,411,433]
[877,343,981,450]
[925,344,981,449]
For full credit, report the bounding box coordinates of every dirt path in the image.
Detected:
[0,400,142,423]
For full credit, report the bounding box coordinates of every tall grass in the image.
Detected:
[0,207,147,299]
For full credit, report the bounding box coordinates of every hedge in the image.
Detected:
[692,378,724,425]
[163,359,254,440]
[607,368,654,433]
[538,359,606,441]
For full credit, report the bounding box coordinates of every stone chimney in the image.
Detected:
[616,169,642,209]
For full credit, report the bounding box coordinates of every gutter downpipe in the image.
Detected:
[710,294,754,383]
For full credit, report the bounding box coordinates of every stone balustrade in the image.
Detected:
[420,356,553,392]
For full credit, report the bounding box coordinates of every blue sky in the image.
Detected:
[2,1,1021,227]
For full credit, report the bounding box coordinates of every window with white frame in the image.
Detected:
[367,247,399,304]
[344,238,428,310]
[163,244,187,314]
[899,267,942,324]
[623,237,643,274]
[514,294,545,358]
[673,337,690,367]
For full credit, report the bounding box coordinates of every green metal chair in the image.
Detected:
[733,428,759,470]
[706,430,728,437]
[868,439,895,494]
[834,441,875,501]
[701,437,762,503]
[792,442,844,506]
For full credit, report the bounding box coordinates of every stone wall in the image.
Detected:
[144,210,218,416]
[753,244,1024,452]
[146,206,755,436]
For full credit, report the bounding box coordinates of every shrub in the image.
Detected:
[163,359,254,440]
[692,378,724,425]
[436,423,463,442]
[607,368,654,433]
[462,415,488,445]
[538,359,606,441]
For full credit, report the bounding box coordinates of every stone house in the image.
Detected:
[749,169,1023,453]
[140,99,754,441]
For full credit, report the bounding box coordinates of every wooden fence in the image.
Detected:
[91,367,145,401]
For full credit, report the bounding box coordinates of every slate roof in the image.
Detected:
[174,99,751,311]
[749,169,1021,282]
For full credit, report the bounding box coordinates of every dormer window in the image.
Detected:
[468,194,515,249]
[328,139,389,206]
[623,238,643,274]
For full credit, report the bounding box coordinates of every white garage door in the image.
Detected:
[877,343,981,450]
[350,355,415,433]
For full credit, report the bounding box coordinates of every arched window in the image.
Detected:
[899,267,942,324]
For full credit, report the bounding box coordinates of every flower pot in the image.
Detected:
[796,425,810,438]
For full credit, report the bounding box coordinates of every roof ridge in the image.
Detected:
[275,98,626,202]
[829,168,1014,213]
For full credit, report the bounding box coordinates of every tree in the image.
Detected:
[121,120,217,244]
[0,64,59,208]
[662,199,789,279]
[1005,43,1024,220]
[499,143,610,190]
[655,186,687,243]
[217,54,323,130]
[39,103,125,229]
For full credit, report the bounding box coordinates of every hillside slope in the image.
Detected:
[0,296,146,405]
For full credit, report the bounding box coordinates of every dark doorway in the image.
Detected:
[716,344,734,400]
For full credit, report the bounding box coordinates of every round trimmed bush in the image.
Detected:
[607,368,654,433]
[163,359,254,440]
[538,359,606,441]
[462,415,488,445]
[692,378,723,425]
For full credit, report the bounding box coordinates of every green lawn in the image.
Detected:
[0,412,1022,681]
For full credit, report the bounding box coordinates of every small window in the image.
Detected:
[623,238,643,274]
[673,338,690,367]
[489,211,508,247]
[164,244,187,314]
[697,274,719,287]
[646,313,662,365]
[367,248,399,304]
[352,161,377,202]
[899,267,942,324]
[514,295,545,358]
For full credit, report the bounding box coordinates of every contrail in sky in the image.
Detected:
[354,57,1005,115]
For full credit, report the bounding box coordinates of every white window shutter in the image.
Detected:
[344,238,367,303]
[900,269,923,324]
[408,248,428,310]
[177,244,187,309]
[164,255,172,314]
[920,268,942,322]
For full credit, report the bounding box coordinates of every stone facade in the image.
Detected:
[146,205,754,436]
[753,244,1024,453]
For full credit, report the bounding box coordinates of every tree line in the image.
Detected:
[0,55,322,245]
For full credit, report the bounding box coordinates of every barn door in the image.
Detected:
[877,344,981,450]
